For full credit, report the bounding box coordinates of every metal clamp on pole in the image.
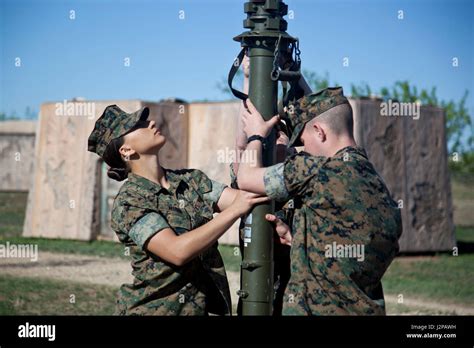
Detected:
[241,261,262,270]
[237,290,249,299]
[271,69,301,81]
[270,34,302,82]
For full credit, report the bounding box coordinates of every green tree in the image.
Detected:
[0,107,37,121]
[0,112,19,121]
[305,74,473,172]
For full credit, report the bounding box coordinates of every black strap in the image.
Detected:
[228,48,248,100]
[228,46,303,103]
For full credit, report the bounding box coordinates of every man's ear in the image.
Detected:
[312,121,327,142]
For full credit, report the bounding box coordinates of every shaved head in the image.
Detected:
[307,103,354,137]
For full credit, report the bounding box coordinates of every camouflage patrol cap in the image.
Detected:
[286,87,349,147]
[88,105,149,158]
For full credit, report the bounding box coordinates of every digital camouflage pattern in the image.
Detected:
[286,87,349,147]
[111,169,232,315]
[88,104,149,158]
[263,146,402,315]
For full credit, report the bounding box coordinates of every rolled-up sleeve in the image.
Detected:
[191,169,228,206]
[112,201,170,249]
[203,180,227,205]
[129,212,170,248]
[263,163,290,201]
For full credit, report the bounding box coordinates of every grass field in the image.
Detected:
[0,274,116,315]
[451,174,474,227]
[0,176,473,315]
[383,252,474,305]
[0,192,28,238]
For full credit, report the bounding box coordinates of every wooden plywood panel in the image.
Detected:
[352,98,455,252]
[187,101,241,245]
[23,100,142,240]
[402,107,455,252]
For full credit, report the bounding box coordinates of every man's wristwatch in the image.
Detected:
[247,135,266,149]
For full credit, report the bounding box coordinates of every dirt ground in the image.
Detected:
[0,251,133,286]
[1,251,472,315]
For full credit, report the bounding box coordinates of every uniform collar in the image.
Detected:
[333,145,368,159]
[127,169,184,194]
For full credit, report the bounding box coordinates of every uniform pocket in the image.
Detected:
[164,208,192,235]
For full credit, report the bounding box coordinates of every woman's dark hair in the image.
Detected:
[102,136,129,181]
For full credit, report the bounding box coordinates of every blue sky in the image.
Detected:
[1,0,473,124]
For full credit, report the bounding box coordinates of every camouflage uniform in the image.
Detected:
[111,170,232,315]
[262,88,402,315]
[88,105,232,315]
